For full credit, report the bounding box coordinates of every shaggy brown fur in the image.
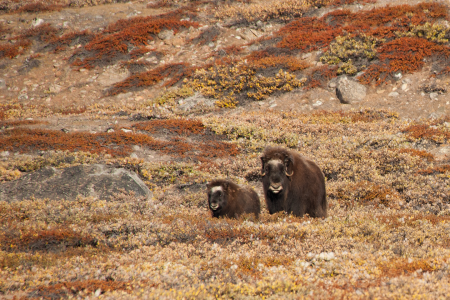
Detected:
[207,179,260,219]
[260,146,327,218]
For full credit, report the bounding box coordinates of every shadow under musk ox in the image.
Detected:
[260,146,327,218]
[207,179,260,219]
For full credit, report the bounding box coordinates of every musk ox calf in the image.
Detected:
[260,146,327,218]
[207,179,260,219]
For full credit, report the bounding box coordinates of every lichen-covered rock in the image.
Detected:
[0,164,153,201]
[336,76,367,104]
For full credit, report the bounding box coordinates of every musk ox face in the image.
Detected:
[208,185,227,212]
[261,155,294,196]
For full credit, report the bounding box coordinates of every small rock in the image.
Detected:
[376,89,385,94]
[49,84,62,94]
[328,82,336,88]
[401,83,408,91]
[0,151,10,157]
[0,79,5,89]
[336,76,367,104]
[402,78,412,84]
[32,18,44,27]
[269,103,277,108]
[429,92,439,100]
[94,289,102,297]
[158,29,174,40]
[312,100,323,107]
[394,72,402,80]
[388,92,399,97]
[121,128,132,133]
[256,20,264,28]
[18,94,28,100]
[235,36,241,40]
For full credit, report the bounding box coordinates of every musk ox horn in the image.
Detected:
[284,157,293,176]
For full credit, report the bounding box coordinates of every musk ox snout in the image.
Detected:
[209,186,225,211]
[260,146,327,218]
[207,179,261,219]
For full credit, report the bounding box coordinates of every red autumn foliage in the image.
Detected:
[108,63,200,95]
[31,280,134,299]
[133,119,205,135]
[402,124,450,142]
[13,2,62,13]
[416,165,450,176]
[0,120,239,162]
[0,39,32,59]
[359,37,450,85]
[305,65,338,90]
[398,148,434,161]
[1,226,98,252]
[46,30,94,53]
[70,16,198,69]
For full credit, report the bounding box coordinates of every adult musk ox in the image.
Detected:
[207,179,260,219]
[260,146,327,218]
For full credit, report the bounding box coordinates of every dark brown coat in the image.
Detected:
[207,179,260,219]
[260,146,327,218]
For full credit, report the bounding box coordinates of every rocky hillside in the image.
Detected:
[1,0,450,299]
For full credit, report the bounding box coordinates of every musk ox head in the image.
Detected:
[207,182,228,213]
[260,149,294,195]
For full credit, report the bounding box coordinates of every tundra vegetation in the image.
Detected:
[0,0,450,299]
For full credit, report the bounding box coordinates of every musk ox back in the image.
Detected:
[207,179,260,219]
[260,146,327,218]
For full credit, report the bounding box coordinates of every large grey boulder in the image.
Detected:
[0,164,153,202]
[336,76,367,104]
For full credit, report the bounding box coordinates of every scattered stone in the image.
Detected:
[316,252,335,261]
[388,92,399,97]
[376,89,385,94]
[60,128,69,133]
[18,93,28,100]
[401,83,408,91]
[0,164,153,202]
[0,79,5,89]
[429,92,439,100]
[178,93,215,112]
[49,83,62,94]
[121,128,132,133]
[256,20,264,28]
[335,76,367,104]
[115,92,133,100]
[394,72,402,80]
[0,151,9,157]
[32,18,44,27]
[312,100,323,107]
[158,29,174,40]
[97,65,130,86]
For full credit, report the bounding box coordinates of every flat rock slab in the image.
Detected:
[0,164,153,202]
